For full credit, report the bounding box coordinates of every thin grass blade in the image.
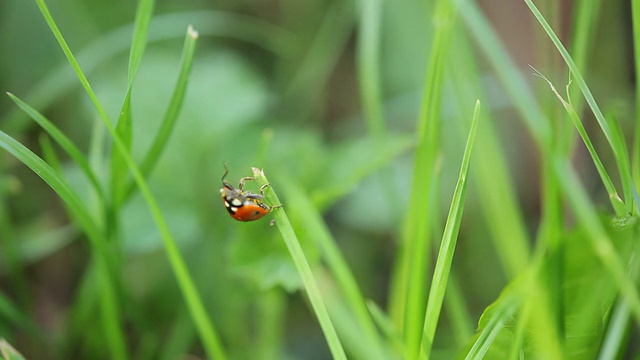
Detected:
[0,338,26,360]
[111,0,155,206]
[391,1,455,358]
[125,25,199,200]
[633,0,640,187]
[252,168,347,360]
[421,100,480,358]
[7,93,106,202]
[0,129,127,359]
[110,90,133,208]
[279,175,387,359]
[32,1,225,356]
[524,0,637,214]
[529,70,627,216]
[128,0,155,84]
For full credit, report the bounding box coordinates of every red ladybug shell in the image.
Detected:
[220,164,281,222]
[221,185,271,222]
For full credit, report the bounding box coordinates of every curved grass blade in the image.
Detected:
[7,93,106,202]
[421,100,480,358]
[0,130,127,359]
[110,0,155,207]
[128,0,154,84]
[32,1,225,357]
[124,25,199,201]
[524,0,637,214]
[252,168,347,360]
[529,70,627,216]
[633,0,640,186]
[0,338,26,360]
[110,90,133,208]
[392,1,455,358]
[278,175,387,359]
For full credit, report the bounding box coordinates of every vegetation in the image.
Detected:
[1,0,639,359]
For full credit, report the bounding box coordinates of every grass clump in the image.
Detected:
[1,0,639,359]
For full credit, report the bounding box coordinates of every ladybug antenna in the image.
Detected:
[222,163,234,189]
[222,163,229,181]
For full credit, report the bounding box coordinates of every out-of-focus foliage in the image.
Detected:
[1,0,639,359]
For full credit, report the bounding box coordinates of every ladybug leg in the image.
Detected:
[257,184,283,211]
[269,204,283,211]
[258,183,271,196]
[238,176,256,190]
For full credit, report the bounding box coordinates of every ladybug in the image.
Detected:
[220,164,282,222]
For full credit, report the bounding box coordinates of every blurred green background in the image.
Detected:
[1,0,638,359]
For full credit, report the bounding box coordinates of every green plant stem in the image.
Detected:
[124,25,199,200]
[633,0,640,188]
[0,130,127,359]
[530,69,628,216]
[279,176,386,359]
[421,100,480,358]
[393,2,455,358]
[253,168,347,360]
[32,1,225,357]
[524,0,637,214]
[356,0,385,138]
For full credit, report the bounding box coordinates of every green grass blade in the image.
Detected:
[127,25,199,198]
[7,93,106,202]
[391,2,455,357]
[355,0,385,138]
[554,157,640,325]
[0,131,100,257]
[110,90,133,208]
[529,70,627,216]
[598,291,634,359]
[633,0,640,187]
[524,0,636,214]
[0,130,127,359]
[0,338,26,360]
[111,0,155,206]
[33,0,115,130]
[252,168,347,360]
[128,0,155,84]
[279,175,386,359]
[421,100,480,358]
[32,1,225,356]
